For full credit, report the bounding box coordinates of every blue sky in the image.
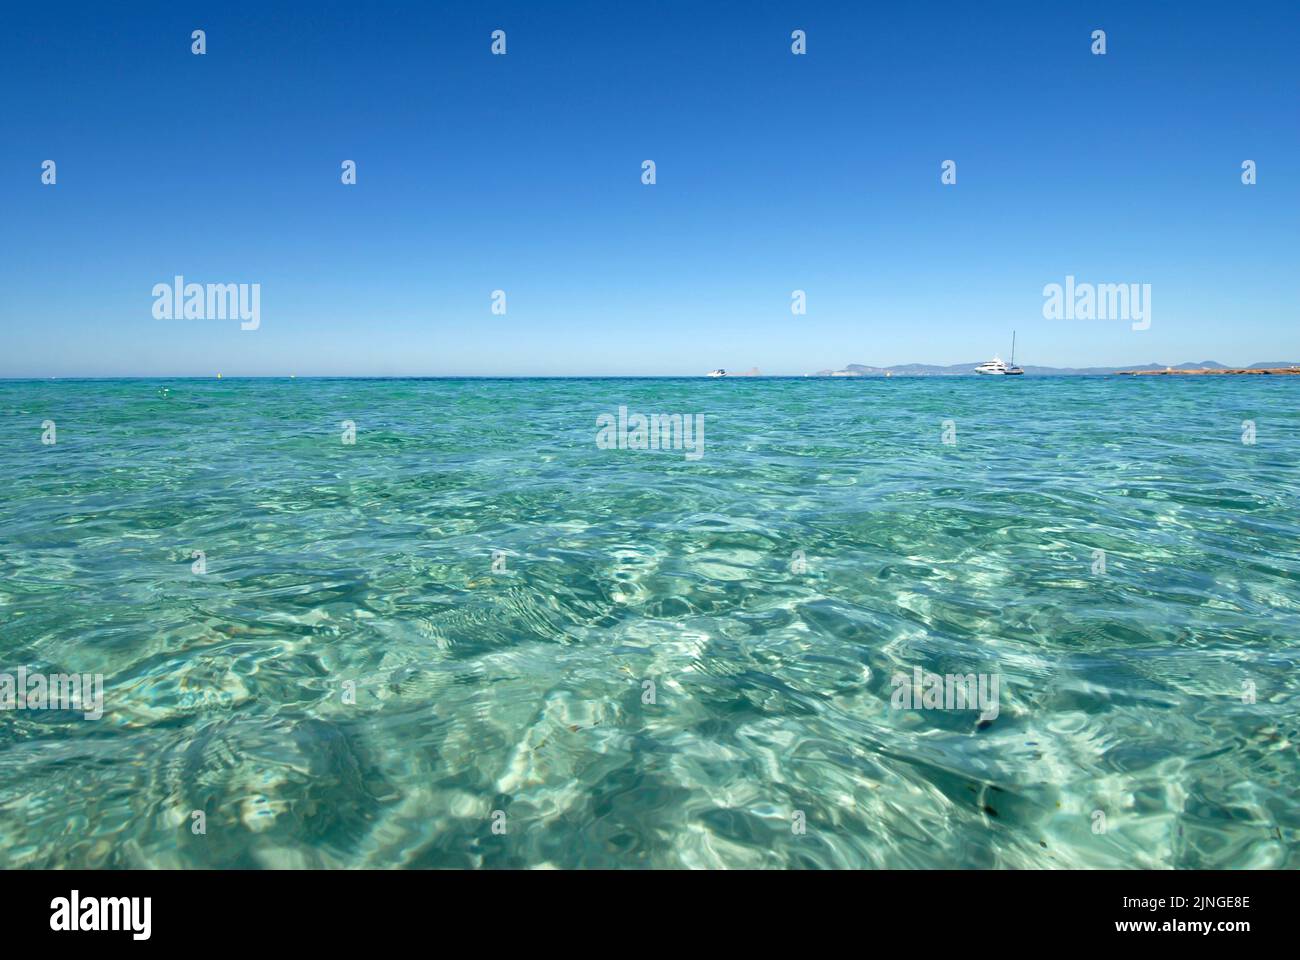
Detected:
[2,0,1297,376]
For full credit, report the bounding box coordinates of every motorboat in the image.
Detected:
[975,334,1024,375]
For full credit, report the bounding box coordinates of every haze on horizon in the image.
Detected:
[2,0,1297,378]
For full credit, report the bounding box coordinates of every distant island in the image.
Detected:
[1119,366,1300,376]
[811,361,1300,377]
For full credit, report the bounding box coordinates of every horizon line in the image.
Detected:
[6,359,1300,381]
[6,367,1300,382]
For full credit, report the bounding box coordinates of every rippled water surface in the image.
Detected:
[1,376,1297,868]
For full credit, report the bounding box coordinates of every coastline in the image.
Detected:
[1118,367,1300,376]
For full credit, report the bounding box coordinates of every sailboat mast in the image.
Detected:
[1011,331,1016,365]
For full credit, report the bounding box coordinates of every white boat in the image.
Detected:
[706,369,726,377]
[974,357,1018,375]
[975,333,1024,376]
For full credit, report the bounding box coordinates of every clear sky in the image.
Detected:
[2,0,1297,376]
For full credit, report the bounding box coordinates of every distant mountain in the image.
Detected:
[811,360,1300,377]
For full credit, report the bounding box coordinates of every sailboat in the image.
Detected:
[975,333,1025,376]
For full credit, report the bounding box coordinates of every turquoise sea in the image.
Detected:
[1,376,1297,869]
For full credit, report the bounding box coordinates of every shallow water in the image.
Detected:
[1,376,1297,868]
